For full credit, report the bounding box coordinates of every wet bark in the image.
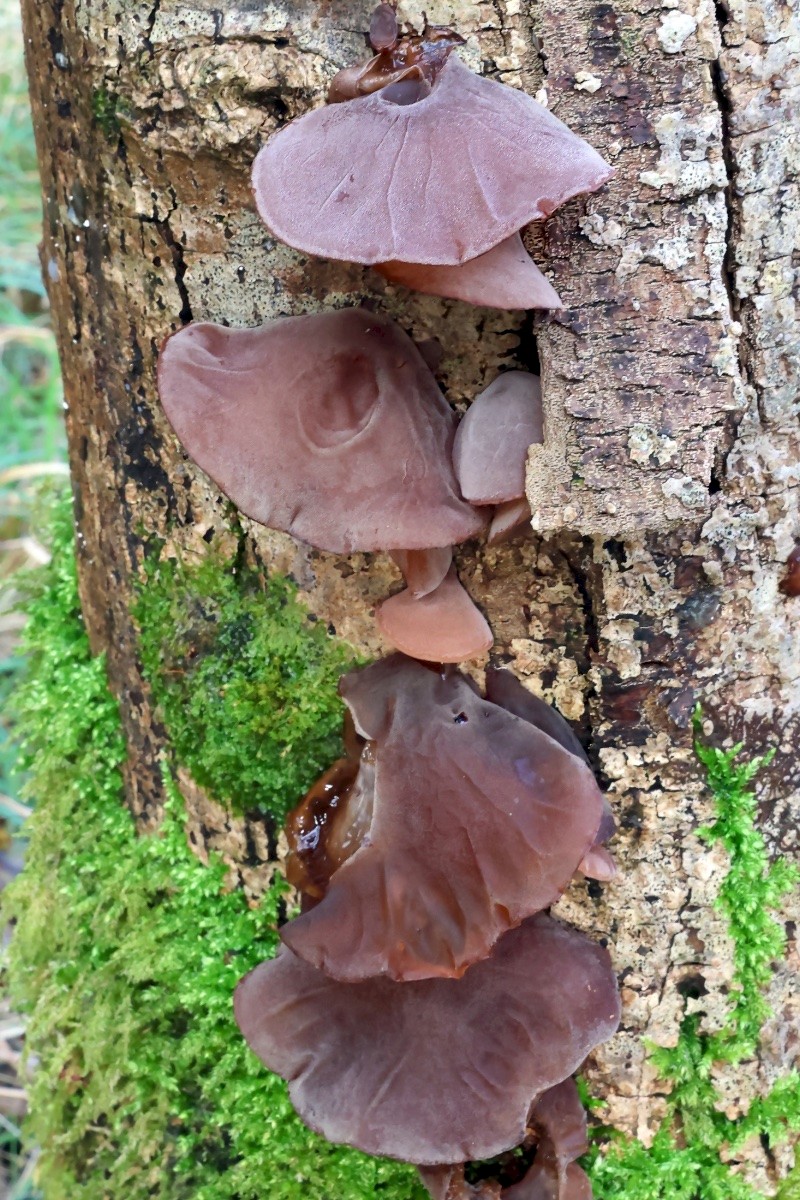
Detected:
[21,0,798,1188]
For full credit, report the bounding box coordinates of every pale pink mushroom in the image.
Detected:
[376,234,563,311]
[157,308,485,555]
[375,566,493,662]
[253,54,613,267]
[454,372,543,506]
[488,498,534,545]
[235,913,621,1164]
[281,654,605,981]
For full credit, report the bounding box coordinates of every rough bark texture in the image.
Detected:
[21,0,798,1189]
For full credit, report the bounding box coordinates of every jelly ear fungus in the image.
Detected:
[251,17,611,308]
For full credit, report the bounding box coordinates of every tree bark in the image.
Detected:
[21,0,798,1189]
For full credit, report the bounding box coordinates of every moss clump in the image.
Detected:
[586,712,800,1199]
[4,500,425,1200]
[135,550,357,821]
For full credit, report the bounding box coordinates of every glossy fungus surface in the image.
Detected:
[253,54,613,266]
[235,913,621,1164]
[376,234,562,310]
[486,667,616,876]
[454,373,543,506]
[280,655,605,981]
[376,566,493,663]
[157,308,484,555]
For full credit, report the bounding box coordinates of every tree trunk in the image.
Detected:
[20,0,798,1191]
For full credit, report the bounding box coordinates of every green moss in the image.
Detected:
[134,550,357,821]
[91,87,121,139]
[3,500,425,1200]
[586,711,800,1199]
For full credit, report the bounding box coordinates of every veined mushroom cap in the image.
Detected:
[253,55,613,266]
[453,372,543,506]
[235,913,621,1164]
[281,654,605,981]
[157,308,484,555]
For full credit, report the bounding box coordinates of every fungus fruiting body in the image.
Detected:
[234,913,621,1165]
[375,566,493,662]
[453,372,543,542]
[157,308,484,555]
[281,654,606,982]
[376,234,562,310]
[389,546,453,599]
[253,54,613,266]
[419,1076,591,1200]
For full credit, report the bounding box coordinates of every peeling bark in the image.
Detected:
[21,0,798,1186]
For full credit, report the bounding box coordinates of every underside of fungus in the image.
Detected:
[376,233,563,311]
[157,307,485,555]
[281,654,606,982]
[234,913,621,1165]
[252,46,613,269]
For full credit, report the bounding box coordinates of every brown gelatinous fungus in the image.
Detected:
[235,913,621,1164]
[486,667,616,880]
[780,543,800,596]
[369,2,399,52]
[376,233,563,311]
[419,1077,591,1200]
[280,654,605,981]
[157,307,485,555]
[376,565,493,663]
[253,53,613,268]
[454,373,543,506]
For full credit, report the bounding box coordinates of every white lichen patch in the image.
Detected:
[639,110,727,197]
[628,425,680,467]
[657,10,698,53]
[574,70,602,92]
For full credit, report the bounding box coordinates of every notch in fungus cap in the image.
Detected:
[280,654,605,981]
[419,1077,592,1200]
[252,53,613,267]
[376,565,493,662]
[390,546,454,599]
[235,913,621,1164]
[157,308,485,556]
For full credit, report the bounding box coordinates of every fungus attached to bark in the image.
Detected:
[281,654,605,981]
[252,49,613,269]
[376,234,563,311]
[486,667,617,882]
[419,1077,591,1200]
[157,307,484,555]
[235,913,621,1164]
[390,545,453,599]
[376,565,493,662]
[780,543,800,596]
[453,372,543,543]
[454,373,543,506]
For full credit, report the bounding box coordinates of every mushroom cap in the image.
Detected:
[376,566,493,662]
[376,234,563,310]
[488,498,534,545]
[281,654,605,981]
[158,308,484,555]
[454,372,543,506]
[253,54,614,266]
[235,913,621,1164]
